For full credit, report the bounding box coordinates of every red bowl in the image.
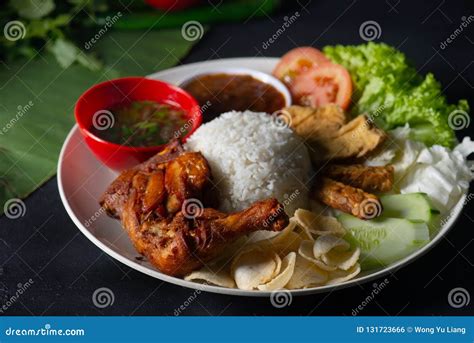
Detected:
[74,77,202,171]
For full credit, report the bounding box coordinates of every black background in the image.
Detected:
[1,0,473,316]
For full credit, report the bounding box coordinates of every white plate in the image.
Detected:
[58,57,466,297]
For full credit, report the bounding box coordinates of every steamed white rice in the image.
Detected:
[185,111,311,215]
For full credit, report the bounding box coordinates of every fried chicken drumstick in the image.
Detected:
[100,141,289,277]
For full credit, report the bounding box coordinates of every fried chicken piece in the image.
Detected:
[101,142,289,277]
[145,199,287,276]
[101,141,193,219]
[313,177,382,220]
[324,164,394,193]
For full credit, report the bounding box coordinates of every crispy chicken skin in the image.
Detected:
[100,142,289,277]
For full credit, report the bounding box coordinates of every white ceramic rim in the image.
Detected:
[58,57,466,297]
[177,66,292,108]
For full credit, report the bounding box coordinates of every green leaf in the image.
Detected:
[47,38,79,68]
[25,14,71,39]
[76,51,102,71]
[46,38,102,71]
[0,28,203,214]
[10,0,55,19]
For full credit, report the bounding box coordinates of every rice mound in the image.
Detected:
[185,111,311,215]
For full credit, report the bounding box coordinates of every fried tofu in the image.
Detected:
[285,104,347,139]
[323,115,386,161]
[285,106,387,162]
[323,164,394,193]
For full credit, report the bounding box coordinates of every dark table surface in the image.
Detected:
[1,0,473,316]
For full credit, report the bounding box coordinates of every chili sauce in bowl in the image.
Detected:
[75,77,201,170]
[90,100,189,147]
[180,68,291,122]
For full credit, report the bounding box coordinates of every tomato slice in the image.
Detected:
[290,63,353,110]
[272,47,331,83]
[145,0,200,11]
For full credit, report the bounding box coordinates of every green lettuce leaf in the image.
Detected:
[323,42,469,147]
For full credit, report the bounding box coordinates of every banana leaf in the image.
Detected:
[0,29,202,214]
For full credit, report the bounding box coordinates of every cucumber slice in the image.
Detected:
[338,213,430,269]
[381,193,439,220]
[380,193,440,235]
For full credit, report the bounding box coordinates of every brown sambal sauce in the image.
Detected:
[182,73,286,121]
